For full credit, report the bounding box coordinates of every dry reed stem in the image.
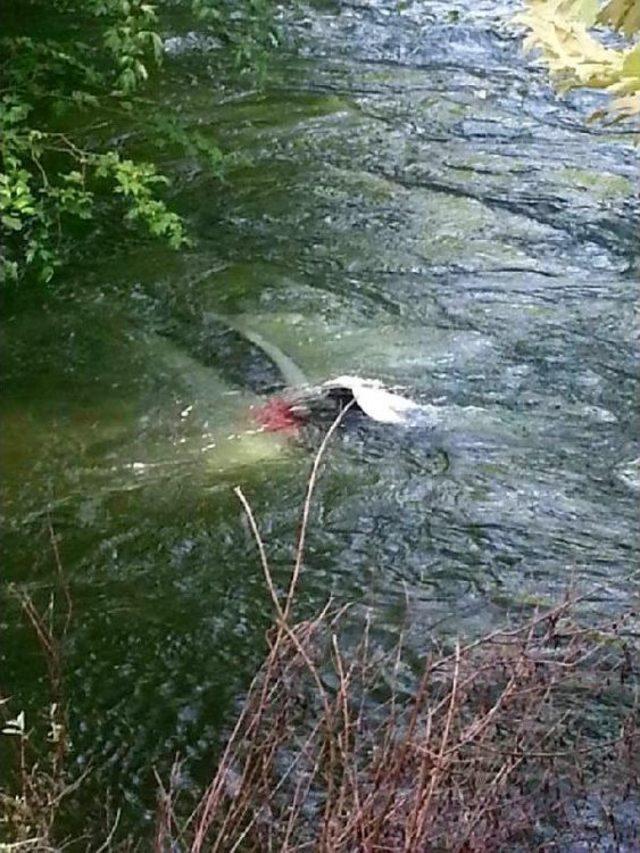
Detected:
[172,604,638,850]
[190,404,353,852]
[154,414,639,852]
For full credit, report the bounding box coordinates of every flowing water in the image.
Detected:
[2,0,638,833]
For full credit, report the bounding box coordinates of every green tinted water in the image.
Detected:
[2,0,638,836]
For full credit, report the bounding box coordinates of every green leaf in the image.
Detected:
[2,214,23,231]
[150,31,163,61]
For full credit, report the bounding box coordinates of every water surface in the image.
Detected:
[2,0,638,831]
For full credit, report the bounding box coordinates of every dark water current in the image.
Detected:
[2,0,639,831]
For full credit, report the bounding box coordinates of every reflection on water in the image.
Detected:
[2,0,638,829]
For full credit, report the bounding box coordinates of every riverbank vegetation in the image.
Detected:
[4,593,639,849]
[517,0,640,126]
[0,0,279,285]
[3,432,639,849]
[158,599,639,850]
[3,0,638,289]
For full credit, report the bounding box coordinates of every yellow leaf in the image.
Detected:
[598,0,640,37]
[516,0,640,129]
[622,44,640,78]
[557,0,599,24]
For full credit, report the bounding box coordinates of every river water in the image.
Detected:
[2,0,638,834]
